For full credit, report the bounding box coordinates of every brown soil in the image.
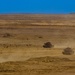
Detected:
[0,14,75,75]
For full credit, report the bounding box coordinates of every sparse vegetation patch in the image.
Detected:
[43,42,54,48]
[62,47,74,55]
[3,33,12,38]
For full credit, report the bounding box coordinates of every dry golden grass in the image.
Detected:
[0,14,75,75]
[0,56,75,75]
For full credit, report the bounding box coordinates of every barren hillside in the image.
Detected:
[0,14,75,75]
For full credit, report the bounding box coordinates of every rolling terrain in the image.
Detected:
[0,14,75,75]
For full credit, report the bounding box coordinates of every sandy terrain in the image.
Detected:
[0,14,75,75]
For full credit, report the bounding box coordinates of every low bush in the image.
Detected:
[62,47,74,55]
[43,42,54,48]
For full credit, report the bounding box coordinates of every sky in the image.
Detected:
[0,0,75,14]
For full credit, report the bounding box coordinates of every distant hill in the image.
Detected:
[70,13,75,14]
[0,14,75,20]
[0,14,75,27]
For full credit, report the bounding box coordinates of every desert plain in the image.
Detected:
[0,14,75,75]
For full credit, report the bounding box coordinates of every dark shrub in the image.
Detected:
[3,33,11,38]
[26,38,29,40]
[43,42,54,48]
[62,47,74,55]
[38,36,43,38]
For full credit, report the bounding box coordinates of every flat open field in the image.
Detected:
[0,14,75,75]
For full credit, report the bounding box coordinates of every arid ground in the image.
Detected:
[0,14,75,75]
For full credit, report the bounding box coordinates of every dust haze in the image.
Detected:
[0,14,75,75]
